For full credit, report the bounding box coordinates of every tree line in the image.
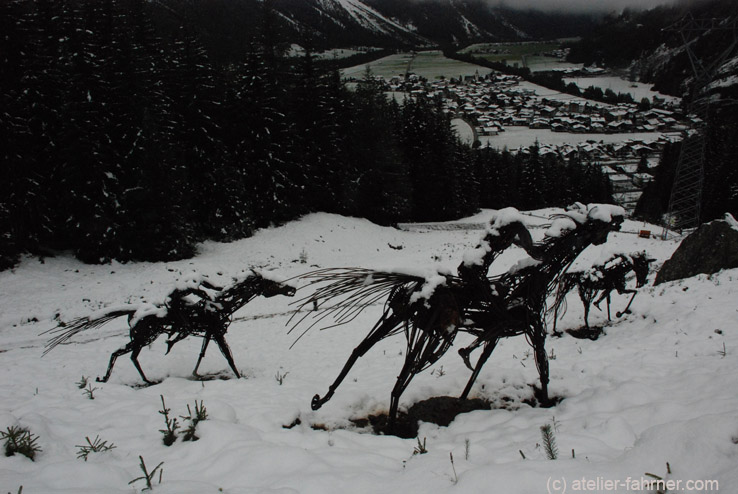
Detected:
[0,0,612,269]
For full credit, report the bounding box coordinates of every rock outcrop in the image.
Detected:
[656,213,738,284]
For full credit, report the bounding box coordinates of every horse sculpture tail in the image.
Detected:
[287,268,429,346]
[41,307,142,356]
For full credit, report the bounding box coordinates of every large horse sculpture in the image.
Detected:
[552,251,653,333]
[44,271,296,384]
[290,204,625,430]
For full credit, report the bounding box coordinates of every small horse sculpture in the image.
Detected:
[43,271,296,384]
[552,252,653,332]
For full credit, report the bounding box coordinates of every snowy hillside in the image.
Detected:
[1,210,737,493]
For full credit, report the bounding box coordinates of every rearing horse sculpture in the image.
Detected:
[456,204,625,403]
[291,204,624,429]
[43,270,296,384]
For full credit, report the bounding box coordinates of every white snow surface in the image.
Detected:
[2,211,738,493]
[724,212,738,231]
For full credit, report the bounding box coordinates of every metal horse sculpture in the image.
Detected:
[290,204,625,429]
[43,271,296,384]
[552,252,653,332]
[455,205,625,403]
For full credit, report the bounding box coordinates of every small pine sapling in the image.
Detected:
[76,376,89,389]
[129,455,164,491]
[180,400,208,442]
[158,396,179,446]
[1,426,41,461]
[83,383,98,400]
[76,435,116,461]
[540,423,558,460]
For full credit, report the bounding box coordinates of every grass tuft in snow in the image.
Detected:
[1,426,41,461]
[413,437,428,455]
[158,395,179,446]
[76,435,116,461]
[275,370,290,385]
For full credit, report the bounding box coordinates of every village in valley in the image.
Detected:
[354,66,688,213]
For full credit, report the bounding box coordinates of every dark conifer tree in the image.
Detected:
[0,0,31,266]
[349,77,411,224]
[109,0,195,261]
[519,145,545,210]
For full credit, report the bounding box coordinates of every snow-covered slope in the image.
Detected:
[1,210,737,493]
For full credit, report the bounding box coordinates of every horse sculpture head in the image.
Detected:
[260,277,297,298]
[631,252,655,288]
[538,203,626,267]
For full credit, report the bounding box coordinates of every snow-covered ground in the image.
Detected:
[479,126,667,150]
[562,76,680,106]
[1,211,737,493]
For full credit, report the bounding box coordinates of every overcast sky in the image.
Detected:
[493,0,682,13]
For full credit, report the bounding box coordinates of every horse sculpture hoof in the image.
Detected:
[311,394,323,410]
[96,376,107,383]
[458,348,474,371]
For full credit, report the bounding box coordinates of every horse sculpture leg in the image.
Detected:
[579,287,592,329]
[130,344,155,384]
[95,341,153,384]
[192,335,211,377]
[312,319,396,411]
[387,330,435,430]
[530,320,550,405]
[459,335,500,400]
[213,333,241,379]
[96,343,131,383]
[616,290,638,318]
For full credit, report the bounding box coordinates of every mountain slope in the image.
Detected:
[158,0,600,54]
[2,211,737,492]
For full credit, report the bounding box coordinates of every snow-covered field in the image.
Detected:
[341,51,494,80]
[1,210,737,493]
[480,126,667,150]
[562,76,680,106]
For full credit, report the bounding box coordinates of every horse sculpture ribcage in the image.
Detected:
[43,271,295,384]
